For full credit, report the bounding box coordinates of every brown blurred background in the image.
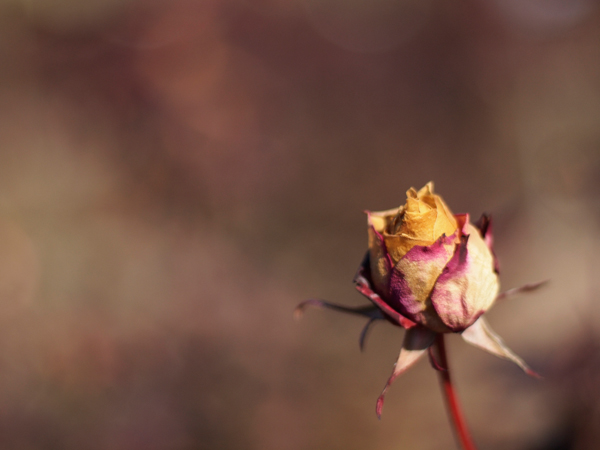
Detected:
[1,0,600,448]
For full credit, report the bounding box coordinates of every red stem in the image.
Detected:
[434,334,478,450]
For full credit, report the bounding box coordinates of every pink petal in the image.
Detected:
[428,235,474,331]
[429,231,499,332]
[354,254,417,329]
[388,233,456,332]
[461,317,540,378]
[375,326,437,418]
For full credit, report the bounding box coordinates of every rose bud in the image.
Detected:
[367,182,497,333]
[296,182,546,417]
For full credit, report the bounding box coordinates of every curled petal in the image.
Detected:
[376,326,437,418]
[461,317,540,378]
[496,280,549,301]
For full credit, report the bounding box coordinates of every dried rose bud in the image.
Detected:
[367,182,498,333]
[296,181,546,417]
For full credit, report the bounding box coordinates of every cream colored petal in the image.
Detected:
[429,226,499,331]
[368,213,387,234]
[463,223,499,314]
[368,208,401,232]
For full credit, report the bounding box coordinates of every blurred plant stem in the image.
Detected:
[433,334,478,450]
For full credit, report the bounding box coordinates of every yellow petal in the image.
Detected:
[433,196,458,239]
[366,183,458,292]
[417,181,434,197]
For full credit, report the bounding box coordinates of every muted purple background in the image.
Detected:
[1,0,600,449]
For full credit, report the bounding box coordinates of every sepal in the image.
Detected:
[496,280,549,301]
[294,299,386,350]
[376,326,437,418]
[460,317,540,378]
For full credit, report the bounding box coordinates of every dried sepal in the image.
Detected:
[294,299,386,350]
[294,298,385,321]
[376,326,437,418]
[460,317,540,378]
[496,280,549,301]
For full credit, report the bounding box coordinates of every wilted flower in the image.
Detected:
[297,182,545,417]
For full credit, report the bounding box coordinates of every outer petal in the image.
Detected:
[474,214,494,250]
[461,317,540,377]
[389,233,456,333]
[354,253,416,329]
[375,326,437,418]
[474,214,499,274]
[429,225,499,332]
[367,210,396,294]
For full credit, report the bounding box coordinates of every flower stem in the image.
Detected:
[433,334,478,450]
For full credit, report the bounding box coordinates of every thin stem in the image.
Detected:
[433,334,478,450]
